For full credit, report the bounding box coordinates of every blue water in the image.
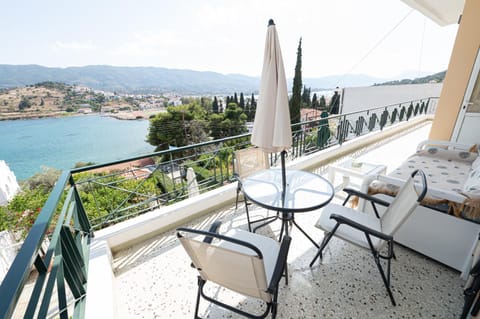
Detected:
[0,115,155,180]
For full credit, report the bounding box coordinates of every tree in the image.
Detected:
[312,93,319,109]
[302,86,311,107]
[233,93,239,105]
[319,95,326,109]
[95,93,105,104]
[239,92,245,109]
[212,96,219,113]
[208,103,248,139]
[147,102,209,151]
[329,89,340,114]
[200,96,212,112]
[247,93,257,122]
[289,38,302,125]
[18,97,31,110]
[317,111,330,149]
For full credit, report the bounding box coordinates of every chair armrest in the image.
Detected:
[177,226,264,258]
[204,220,222,244]
[343,188,390,207]
[268,235,291,292]
[330,213,393,241]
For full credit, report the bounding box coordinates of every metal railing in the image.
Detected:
[0,172,92,319]
[59,97,439,231]
[0,96,436,318]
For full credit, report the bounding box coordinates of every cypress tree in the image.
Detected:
[312,93,319,109]
[290,38,302,125]
[319,95,326,109]
[302,85,311,107]
[239,92,245,109]
[250,93,257,122]
[234,92,239,105]
[212,96,219,113]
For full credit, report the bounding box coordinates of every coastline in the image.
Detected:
[0,111,75,121]
[105,109,165,120]
[0,109,165,121]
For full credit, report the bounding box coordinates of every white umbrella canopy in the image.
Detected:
[251,19,292,153]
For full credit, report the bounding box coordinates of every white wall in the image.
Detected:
[0,231,19,283]
[341,83,443,114]
[0,161,20,206]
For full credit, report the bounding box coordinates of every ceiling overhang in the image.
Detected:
[401,0,465,26]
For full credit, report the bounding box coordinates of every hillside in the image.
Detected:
[0,64,448,95]
[0,82,134,120]
[374,71,446,86]
[0,64,394,94]
[0,65,260,95]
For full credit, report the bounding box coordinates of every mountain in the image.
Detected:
[0,65,260,95]
[374,70,446,86]
[0,64,445,94]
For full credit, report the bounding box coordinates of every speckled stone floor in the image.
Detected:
[113,122,466,318]
[114,202,465,319]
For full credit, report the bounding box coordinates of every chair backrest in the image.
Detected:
[178,233,272,302]
[234,147,270,178]
[380,169,427,236]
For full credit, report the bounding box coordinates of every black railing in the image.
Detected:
[0,96,436,318]
[0,172,92,319]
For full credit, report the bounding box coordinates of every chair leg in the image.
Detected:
[310,225,339,267]
[244,195,252,232]
[271,287,279,319]
[194,276,204,319]
[369,242,396,306]
[235,184,241,209]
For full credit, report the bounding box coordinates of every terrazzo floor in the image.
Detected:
[113,122,467,318]
[113,203,465,319]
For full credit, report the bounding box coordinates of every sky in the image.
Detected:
[1,0,459,80]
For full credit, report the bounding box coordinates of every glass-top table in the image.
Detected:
[242,168,334,247]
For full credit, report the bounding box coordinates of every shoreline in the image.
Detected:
[0,111,75,121]
[0,109,165,122]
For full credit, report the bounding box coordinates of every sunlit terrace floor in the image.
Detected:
[112,123,466,318]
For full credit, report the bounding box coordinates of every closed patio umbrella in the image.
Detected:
[251,19,292,192]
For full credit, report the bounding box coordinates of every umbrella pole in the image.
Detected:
[281,150,287,193]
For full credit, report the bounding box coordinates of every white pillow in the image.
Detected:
[473,156,480,170]
[464,168,480,193]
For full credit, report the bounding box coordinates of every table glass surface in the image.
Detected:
[242,169,334,212]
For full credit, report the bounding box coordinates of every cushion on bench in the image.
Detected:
[368,147,480,221]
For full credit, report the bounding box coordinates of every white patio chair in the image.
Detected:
[177,221,291,319]
[234,147,273,231]
[310,169,427,306]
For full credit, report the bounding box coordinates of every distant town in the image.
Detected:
[0,81,223,121]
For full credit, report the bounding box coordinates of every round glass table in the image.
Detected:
[242,168,334,247]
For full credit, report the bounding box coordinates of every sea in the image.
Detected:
[0,115,154,181]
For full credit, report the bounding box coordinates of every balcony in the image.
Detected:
[0,101,471,318]
[108,120,464,318]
